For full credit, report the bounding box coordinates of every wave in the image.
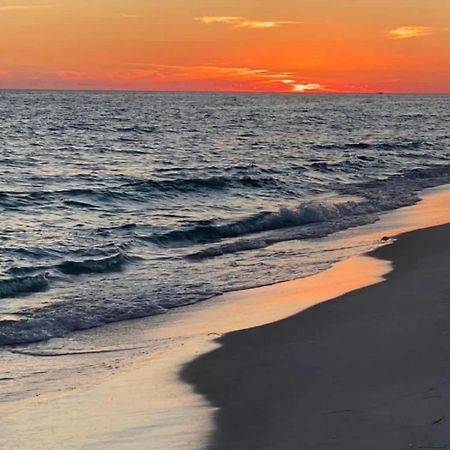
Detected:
[0,303,164,346]
[0,175,281,210]
[125,175,281,193]
[184,164,450,258]
[0,188,129,209]
[308,157,372,173]
[339,165,450,200]
[187,214,375,260]
[314,140,432,152]
[0,253,135,302]
[63,199,99,209]
[0,280,221,345]
[154,163,280,175]
[154,200,371,247]
[96,223,137,234]
[115,125,157,134]
[0,274,49,299]
[56,253,132,275]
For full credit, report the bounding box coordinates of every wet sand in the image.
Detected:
[182,223,450,450]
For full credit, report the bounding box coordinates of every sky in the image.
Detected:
[0,0,449,93]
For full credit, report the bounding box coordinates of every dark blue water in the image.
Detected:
[0,91,449,345]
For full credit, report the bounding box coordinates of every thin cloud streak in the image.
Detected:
[292,83,322,92]
[113,13,138,19]
[197,16,240,25]
[120,63,300,85]
[58,62,323,93]
[121,62,273,77]
[0,4,51,11]
[387,26,433,39]
[196,16,302,29]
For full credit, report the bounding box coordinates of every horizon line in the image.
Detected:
[0,88,449,95]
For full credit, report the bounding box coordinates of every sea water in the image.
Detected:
[0,91,449,345]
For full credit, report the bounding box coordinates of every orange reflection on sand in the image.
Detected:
[159,255,391,339]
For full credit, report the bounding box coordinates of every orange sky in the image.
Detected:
[0,0,449,92]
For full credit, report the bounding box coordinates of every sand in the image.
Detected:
[2,186,450,449]
[182,223,450,450]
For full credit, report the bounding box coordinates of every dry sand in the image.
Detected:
[183,223,450,450]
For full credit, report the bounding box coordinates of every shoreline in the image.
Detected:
[2,185,450,449]
[182,222,450,450]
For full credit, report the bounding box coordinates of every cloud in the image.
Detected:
[113,13,138,19]
[239,20,301,29]
[197,16,240,25]
[387,26,433,39]
[116,63,280,82]
[196,16,301,29]
[58,63,323,93]
[0,4,51,11]
[292,83,322,92]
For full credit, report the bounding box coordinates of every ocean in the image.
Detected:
[0,91,449,346]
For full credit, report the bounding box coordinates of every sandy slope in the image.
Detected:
[183,223,450,450]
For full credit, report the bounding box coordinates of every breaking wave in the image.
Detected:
[154,201,370,247]
[0,274,49,299]
[186,165,450,258]
[57,253,132,275]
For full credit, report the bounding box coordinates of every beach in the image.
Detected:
[183,223,450,450]
[1,1,449,447]
[1,185,450,449]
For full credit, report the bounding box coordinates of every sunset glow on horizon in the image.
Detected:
[0,0,449,93]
